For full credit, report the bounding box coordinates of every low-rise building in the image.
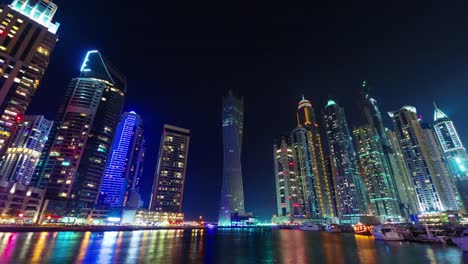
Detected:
[0,180,45,223]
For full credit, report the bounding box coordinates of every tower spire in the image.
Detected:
[433,102,449,122]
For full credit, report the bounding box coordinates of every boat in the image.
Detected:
[353,223,372,236]
[451,229,468,251]
[299,223,321,231]
[371,224,405,241]
[325,224,341,233]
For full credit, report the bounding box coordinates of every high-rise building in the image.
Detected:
[99,111,145,209]
[385,128,419,216]
[388,106,445,213]
[433,104,468,212]
[273,135,302,218]
[323,99,367,218]
[421,121,461,212]
[0,0,59,155]
[218,91,246,226]
[359,81,405,219]
[354,125,400,222]
[296,96,335,219]
[290,127,320,219]
[0,115,52,184]
[35,50,126,217]
[149,124,190,213]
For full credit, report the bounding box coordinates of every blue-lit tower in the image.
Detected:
[99,111,145,209]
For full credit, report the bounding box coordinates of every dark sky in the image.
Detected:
[28,0,468,221]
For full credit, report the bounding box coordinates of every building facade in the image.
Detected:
[389,106,445,213]
[34,50,126,218]
[0,179,45,223]
[421,121,461,212]
[149,125,190,213]
[0,115,52,184]
[354,125,400,222]
[433,104,468,212]
[99,111,145,209]
[385,128,419,217]
[323,99,367,219]
[296,96,335,220]
[218,91,246,226]
[0,0,59,155]
[273,135,302,218]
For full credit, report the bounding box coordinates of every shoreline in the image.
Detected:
[0,225,267,233]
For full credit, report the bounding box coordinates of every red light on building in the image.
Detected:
[289,161,294,166]
[18,213,24,217]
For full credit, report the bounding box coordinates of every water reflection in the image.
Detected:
[0,228,464,263]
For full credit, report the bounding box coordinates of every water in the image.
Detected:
[0,228,465,263]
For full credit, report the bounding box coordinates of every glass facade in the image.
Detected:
[99,111,145,209]
[433,104,468,212]
[34,50,125,218]
[296,96,335,220]
[0,1,58,155]
[218,91,245,226]
[324,100,367,219]
[0,115,52,184]
[389,106,444,213]
[149,125,190,213]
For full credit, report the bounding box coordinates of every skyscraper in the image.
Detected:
[388,106,445,213]
[99,111,145,209]
[323,99,367,219]
[273,135,302,218]
[354,125,400,221]
[359,81,404,218]
[290,127,320,219]
[219,91,246,226]
[35,50,125,218]
[433,104,468,212]
[385,128,419,216]
[0,115,52,184]
[0,0,59,155]
[149,124,190,213]
[296,96,335,219]
[421,121,461,212]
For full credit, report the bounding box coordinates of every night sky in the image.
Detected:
[27,1,468,221]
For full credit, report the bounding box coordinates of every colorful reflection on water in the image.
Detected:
[0,228,465,263]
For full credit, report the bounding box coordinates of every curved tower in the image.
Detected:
[218,90,245,226]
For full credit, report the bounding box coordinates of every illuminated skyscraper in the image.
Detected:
[296,96,335,219]
[385,128,419,216]
[323,99,367,219]
[149,124,190,213]
[219,91,245,226]
[273,135,302,218]
[99,111,145,209]
[433,104,468,212]
[35,50,125,217]
[0,115,52,184]
[0,0,59,155]
[389,106,445,213]
[290,127,319,219]
[354,125,400,221]
[420,121,460,211]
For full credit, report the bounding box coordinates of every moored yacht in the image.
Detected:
[299,223,322,231]
[371,224,405,241]
[325,224,341,233]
